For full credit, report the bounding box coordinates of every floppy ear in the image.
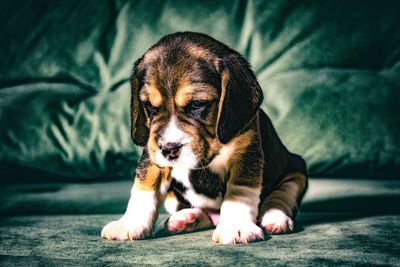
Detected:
[130,58,149,146]
[216,55,263,144]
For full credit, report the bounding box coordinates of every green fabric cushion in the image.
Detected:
[1,0,399,180]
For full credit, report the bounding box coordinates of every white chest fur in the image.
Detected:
[171,167,222,210]
[208,142,236,176]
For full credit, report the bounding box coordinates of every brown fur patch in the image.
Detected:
[175,84,219,107]
[140,84,163,107]
[229,129,255,164]
[222,124,263,189]
[216,70,228,132]
[175,85,193,107]
[258,172,308,218]
[134,164,161,191]
[186,44,215,60]
[147,131,160,156]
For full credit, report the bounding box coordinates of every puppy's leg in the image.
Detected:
[101,162,170,240]
[259,172,307,234]
[212,137,265,244]
[212,185,264,244]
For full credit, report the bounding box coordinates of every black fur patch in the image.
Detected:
[169,179,190,207]
[189,169,225,199]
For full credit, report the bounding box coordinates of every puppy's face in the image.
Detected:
[131,33,263,169]
[136,48,221,169]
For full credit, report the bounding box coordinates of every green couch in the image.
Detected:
[1,0,399,265]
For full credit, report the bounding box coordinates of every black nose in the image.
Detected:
[161,143,183,160]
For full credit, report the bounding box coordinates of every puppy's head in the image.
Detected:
[131,32,263,169]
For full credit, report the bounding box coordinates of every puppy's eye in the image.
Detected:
[185,100,209,118]
[143,102,158,117]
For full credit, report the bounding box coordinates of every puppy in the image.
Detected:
[101,32,308,244]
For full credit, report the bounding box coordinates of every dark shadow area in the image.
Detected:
[302,195,400,213]
[298,194,400,227]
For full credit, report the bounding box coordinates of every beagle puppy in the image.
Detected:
[101,32,308,244]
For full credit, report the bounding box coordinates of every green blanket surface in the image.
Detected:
[1,0,399,181]
[1,213,399,265]
[1,178,400,265]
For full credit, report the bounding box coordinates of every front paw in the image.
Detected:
[212,221,264,244]
[166,208,212,233]
[101,219,152,241]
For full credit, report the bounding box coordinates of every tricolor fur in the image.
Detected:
[101,32,308,244]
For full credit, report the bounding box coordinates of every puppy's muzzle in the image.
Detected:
[160,142,183,161]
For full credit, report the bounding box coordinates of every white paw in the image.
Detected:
[260,208,294,234]
[101,219,152,241]
[212,221,264,244]
[166,208,212,233]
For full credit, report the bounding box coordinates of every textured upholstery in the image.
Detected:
[1,0,399,180]
[1,1,399,265]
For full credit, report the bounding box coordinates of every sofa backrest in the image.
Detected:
[1,0,399,181]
